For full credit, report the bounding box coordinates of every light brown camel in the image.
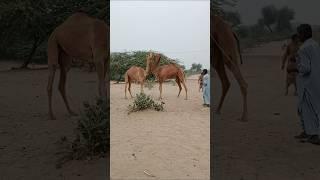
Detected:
[47,12,109,120]
[146,52,188,100]
[124,66,147,98]
[211,15,248,121]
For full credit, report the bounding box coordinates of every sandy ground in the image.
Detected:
[110,75,210,179]
[213,41,320,179]
[0,62,106,179]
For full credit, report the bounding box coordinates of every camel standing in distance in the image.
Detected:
[146,52,188,100]
[47,12,109,120]
[211,15,248,121]
[124,66,147,98]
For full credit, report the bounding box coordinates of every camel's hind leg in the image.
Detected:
[124,73,129,99]
[225,60,248,121]
[178,74,188,100]
[58,52,77,116]
[175,77,182,97]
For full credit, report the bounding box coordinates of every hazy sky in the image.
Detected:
[227,0,320,25]
[110,0,210,69]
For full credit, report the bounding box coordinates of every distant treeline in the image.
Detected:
[110,51,203,82]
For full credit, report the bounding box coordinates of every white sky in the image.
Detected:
[110,0,210,69]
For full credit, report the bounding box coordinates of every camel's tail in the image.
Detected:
[233,31,243,65]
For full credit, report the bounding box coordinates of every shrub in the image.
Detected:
[128,93,164,113]
[55,97,109,168]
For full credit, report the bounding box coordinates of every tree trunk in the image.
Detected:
[20,37,40,69]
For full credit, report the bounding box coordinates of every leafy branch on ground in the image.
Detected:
[55,97,109,168]
[128,93,164,114]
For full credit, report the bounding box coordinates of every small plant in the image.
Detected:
[128,93,164,113]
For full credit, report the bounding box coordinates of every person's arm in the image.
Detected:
[297,48,311,76]
[281,46,289,70]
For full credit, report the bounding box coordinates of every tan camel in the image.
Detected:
[211,15,248,121]
[146,52,188,100]
[47,12,109,120]
[124,66,147,98]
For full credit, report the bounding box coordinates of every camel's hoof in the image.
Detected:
[184,98,188,100]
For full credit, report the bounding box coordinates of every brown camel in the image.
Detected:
[47,12,109,120]
[124,66,147,98]
[211,15,248,121]
[146,52,188,100]
[281,34,301,96]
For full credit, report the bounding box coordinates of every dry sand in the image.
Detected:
[213,41,320,179]
[0,62,106,179]
[111,75,210,180]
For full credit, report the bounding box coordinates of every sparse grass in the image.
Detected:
[55,97,109,168]
[128,93,164,114]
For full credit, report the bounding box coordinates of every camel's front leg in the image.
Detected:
[159,82,163,100]
[95,61,106,99]
[128,81,133,98]
[47,65,57,120]
[175,78,182,97]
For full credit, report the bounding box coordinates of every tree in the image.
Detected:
[261,5,277,32]
[276,6,295,32]
[0,0,109,68]
[190,63,202,73]
[211,0,238,15]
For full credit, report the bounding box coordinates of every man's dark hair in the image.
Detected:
[297,24,312,39]
[203,69,208,75]
[291,33,299,40]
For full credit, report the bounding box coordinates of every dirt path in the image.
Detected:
[111,77,210,179]
[0,63,106,179]
[213,41,320,179]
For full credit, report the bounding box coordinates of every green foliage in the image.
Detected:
[55,98,109,168]
[128,93,164,113]
[276,6,295,32]
[76,98,109,156]
[110,51,181,81]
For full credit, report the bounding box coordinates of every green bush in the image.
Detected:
[128,93,164,113]
[55,97,109,168]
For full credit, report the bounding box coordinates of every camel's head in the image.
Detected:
[146,52,161,74]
